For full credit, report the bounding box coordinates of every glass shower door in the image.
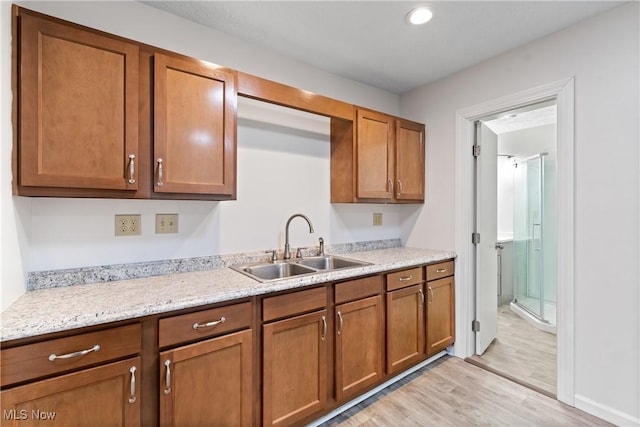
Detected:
[513,155,545,320]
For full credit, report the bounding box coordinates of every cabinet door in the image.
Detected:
[426,277,455,356]
[356,109,394,199]
[19,13,139,191]
[154,53,236,196]
[263,310,328,426]
[335,295,384,401]
[159,329,252,427]
[386,284,425,374]
[395,119,425,201]
[1,357,140,426]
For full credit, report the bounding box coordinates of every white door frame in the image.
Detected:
[453,77,575,405]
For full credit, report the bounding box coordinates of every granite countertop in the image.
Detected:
[1,247,455,343]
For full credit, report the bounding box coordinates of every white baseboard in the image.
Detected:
[575,394,639,426]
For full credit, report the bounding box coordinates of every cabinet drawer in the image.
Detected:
[159,301,251,348]
[1,323,141,387]
[263,286,326,322]
[386,267,424,291]
[426,260,454,281]
[335,275,383,304]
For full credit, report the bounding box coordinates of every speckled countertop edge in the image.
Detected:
[1,247,456,342]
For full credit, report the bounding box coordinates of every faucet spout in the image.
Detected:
[284,213,315,260]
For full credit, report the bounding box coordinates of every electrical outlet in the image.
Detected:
[373,212,383,226]
[156,213,178,234]
[115,214,141,236]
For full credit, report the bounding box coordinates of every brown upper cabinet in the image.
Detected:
[331,108,425,203]
[13,7,424,203]
[13,7,237,200]
[16,12,140,195]
[153,54,236,197]
[395,118,426,201]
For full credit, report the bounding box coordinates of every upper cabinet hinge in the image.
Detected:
[472,320,481,332]
[472,232,480,245]
[473,144,481,157]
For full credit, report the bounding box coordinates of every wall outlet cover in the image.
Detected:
[373,212,383,226]
[115,214,141,236]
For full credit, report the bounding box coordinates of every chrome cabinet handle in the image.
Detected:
[128,366,137,403]
[418,289,425,306]
[428,286,434,304]
[48,344,100,362]
[193,317,226,330]
[388,179,393,194]
[127,154,136,184]
[397,179,402,196]
[435,268,447,273]
[163,360,172,394]
[321,316,327,341]
[156,158,164,187]
[399,275,413,282]
[337,311,344,336]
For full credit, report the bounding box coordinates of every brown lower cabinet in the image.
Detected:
[1,357,141,426]
[426,261,456,357]
[0,323,142,426]
[159,330,253,427]
[0,260,455,427]
[262,309,328,427]
[386,284,426,374]
[335,294,384,401]
[426,276,455,356]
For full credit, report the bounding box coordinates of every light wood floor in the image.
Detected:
[469,304,557,397]
[320,356,610,426]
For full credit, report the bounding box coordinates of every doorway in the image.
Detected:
[470,101,558,397]
[453,78,575,406]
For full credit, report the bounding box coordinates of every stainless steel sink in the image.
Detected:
[296,255,369,270]
[235,262,316,282]
[231,255,371,283]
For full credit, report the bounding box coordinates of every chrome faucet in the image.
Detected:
[283,214,314,260]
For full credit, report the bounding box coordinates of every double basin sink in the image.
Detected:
[231,255,371,283]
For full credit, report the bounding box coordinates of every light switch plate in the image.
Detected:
[115,214,141,236]
[156,213,178,234]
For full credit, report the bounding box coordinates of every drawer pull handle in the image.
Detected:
[418,289,425,306]
[321,316,327,341]
[399,275,413,282]
[128,366,137,403]
[435,268,447,273]
[127,154,136,184]
[164,360,172,394]
[193,317,226,330]
[48,344,100,362]
[337,311,344,336]
[428,286,434,304]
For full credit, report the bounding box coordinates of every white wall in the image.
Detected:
[401,3,639,424]
[0,1,401,309]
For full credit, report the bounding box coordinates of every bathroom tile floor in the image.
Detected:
[468,304,557,397]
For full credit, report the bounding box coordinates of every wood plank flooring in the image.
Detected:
[320,356,610,426]
[469,304,557,397]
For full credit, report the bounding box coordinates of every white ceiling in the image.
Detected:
[484,103,556,134]
[143,1,624,94]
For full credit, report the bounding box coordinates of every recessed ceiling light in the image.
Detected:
[406,7,433,25]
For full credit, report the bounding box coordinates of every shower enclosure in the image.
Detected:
[511,153,556,332]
